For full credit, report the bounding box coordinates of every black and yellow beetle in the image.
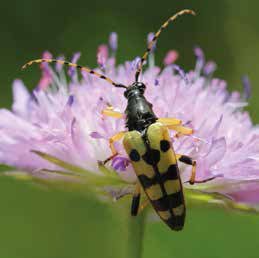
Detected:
[22,9,215,230]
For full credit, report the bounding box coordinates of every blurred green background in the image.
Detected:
[0,0,259,257]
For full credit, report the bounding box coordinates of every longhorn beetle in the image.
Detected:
[22,9,215,230]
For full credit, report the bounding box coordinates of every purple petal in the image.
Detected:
[242,75,251,100]
[109,32,118,53]
[171,64,188,84]
[66,95,74,107]
[228,184,259,203]
[55,55,64,72]
[203,61,217,76]
[147,32,156,53]
[163,50,179,66]
[90,132,104,139]
[111,156,130,171]
[205,137,227,167]
[131,57,141,71]
[194,46,205,73]
[194,46,204,61]
[68,52,81,79]
[12,80,30,117]
[97,44,108,68]
[37,51,52,90]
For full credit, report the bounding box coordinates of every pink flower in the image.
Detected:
[2,33,259,214]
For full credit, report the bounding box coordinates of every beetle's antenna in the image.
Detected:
[22,59,127,89]
[135,9,196,82]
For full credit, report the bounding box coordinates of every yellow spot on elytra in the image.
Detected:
[164,179,181,195]
[145,184,163,201]
[158,210,171,220]
[172,204,185,216]
[123,131,155,178]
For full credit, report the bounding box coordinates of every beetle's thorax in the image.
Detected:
[124,82,157,133]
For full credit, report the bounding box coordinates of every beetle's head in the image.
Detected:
[124,82,146,99]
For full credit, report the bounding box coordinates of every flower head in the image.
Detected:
[2,33,259,214]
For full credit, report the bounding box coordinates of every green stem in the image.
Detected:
[126,210,147,258]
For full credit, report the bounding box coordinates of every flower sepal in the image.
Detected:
[4,150,133,199]
[185,188,259,215]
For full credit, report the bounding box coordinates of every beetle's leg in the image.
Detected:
[131,182,141,216]
[102,107,124,119]
[103,131,126,164]
[176,154,196,184]
[138,198,149,214]
[176,154,217,184]
[167,124,193,135]
[157,117,182,125]
[131,182,149,216]
[158,118,193,135]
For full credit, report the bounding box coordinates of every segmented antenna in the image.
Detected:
[135,9,196,82]
[22,59,127,89]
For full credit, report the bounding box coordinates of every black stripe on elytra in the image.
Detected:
[167,164,179,180]
[179,155,193,165]
[138,174,156,189]
[151,191,183,211]
[138,164,179,189]
[166,215,185,231]
[142,149,160,165]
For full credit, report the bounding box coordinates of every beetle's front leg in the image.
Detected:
[157,117,193,136]
[103,131,126,164]
[102,106,124,119]
[157,117,182,125]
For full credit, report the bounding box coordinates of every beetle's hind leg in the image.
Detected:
[131,182,141,216]
[176,154,196,184]
[131,182,149,216]
[176,154,217,184]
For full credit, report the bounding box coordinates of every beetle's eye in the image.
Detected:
[137,82,146,93]
[124,90,129,98]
